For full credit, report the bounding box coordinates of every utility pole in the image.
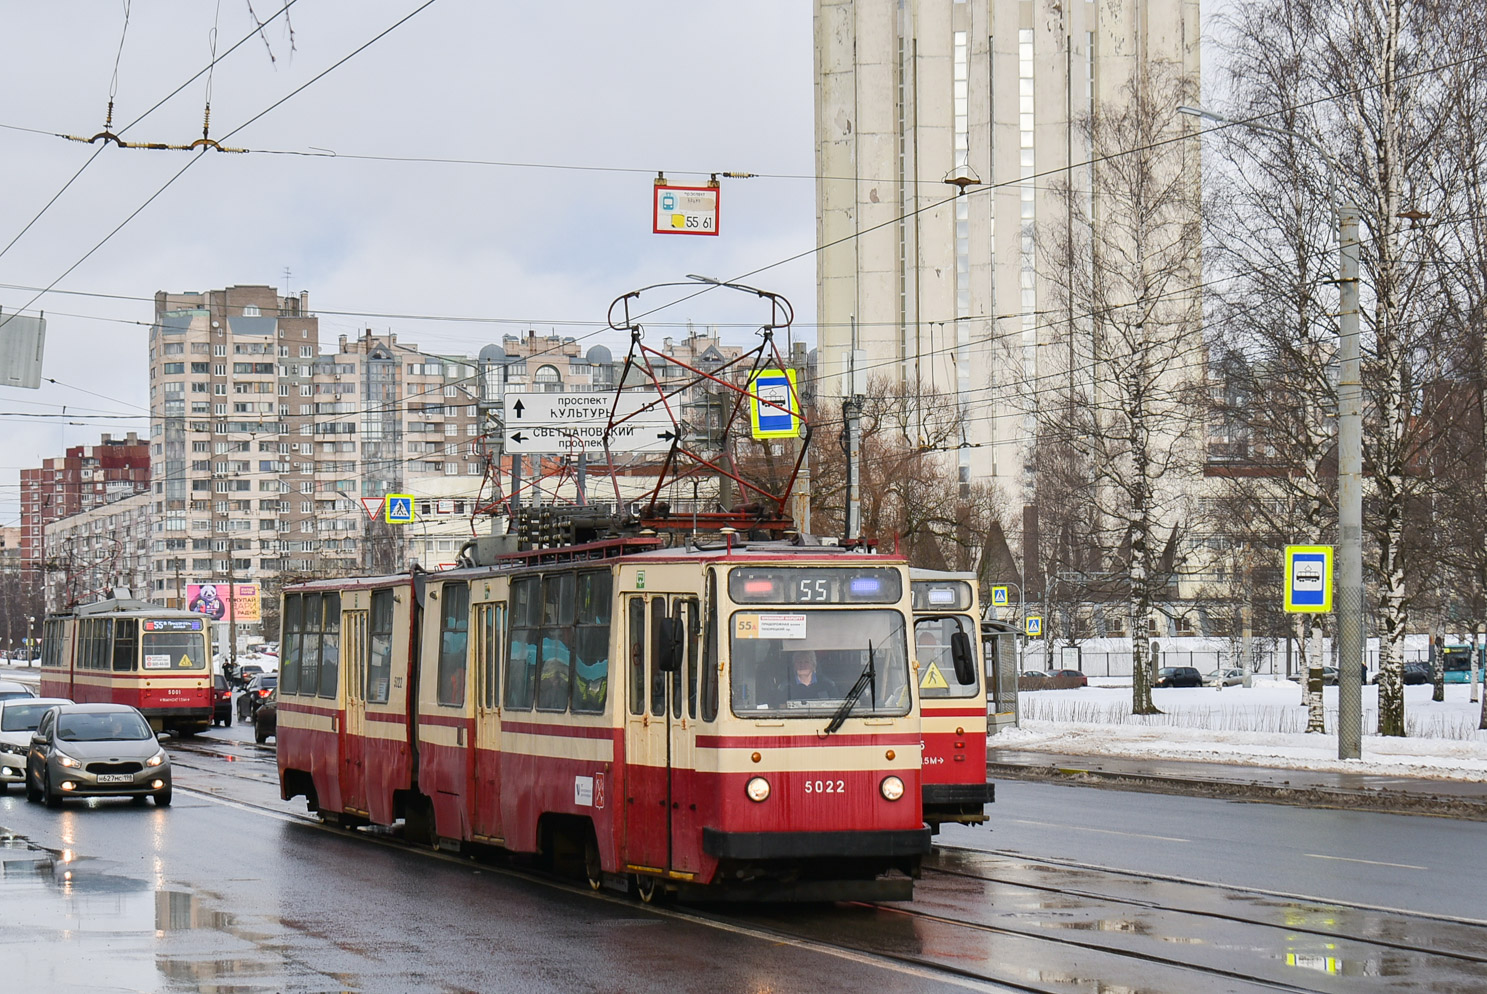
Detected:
[1336,205,1364,760]
[844,322,863,542]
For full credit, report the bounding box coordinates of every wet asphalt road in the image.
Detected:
[3,719,1485,992]
[0,726,988,994]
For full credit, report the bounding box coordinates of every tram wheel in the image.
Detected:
[632,874,662,904]
[584,835,604,891]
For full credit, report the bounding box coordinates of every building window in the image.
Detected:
[534,364,562,393]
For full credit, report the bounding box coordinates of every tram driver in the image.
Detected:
[787,649,838,701]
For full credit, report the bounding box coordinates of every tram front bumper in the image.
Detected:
[702,827,932,860]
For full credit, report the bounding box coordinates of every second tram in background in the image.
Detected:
[909,569,994,830]
[275,535,932,902]
[39,598,214,735]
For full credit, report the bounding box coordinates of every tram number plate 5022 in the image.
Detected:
[804,779,845,795]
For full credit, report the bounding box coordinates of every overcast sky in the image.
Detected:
[0,1,816,522]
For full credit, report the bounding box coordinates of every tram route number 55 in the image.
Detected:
[798,579,828,601]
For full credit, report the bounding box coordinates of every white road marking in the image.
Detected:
[1305,853,1427,871]
[1009,817,1189,843]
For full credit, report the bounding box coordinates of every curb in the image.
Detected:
[987,761,1487,821]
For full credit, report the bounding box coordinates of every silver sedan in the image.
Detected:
[25,703,172,807]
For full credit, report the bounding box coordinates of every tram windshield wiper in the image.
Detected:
[825,640,875,735]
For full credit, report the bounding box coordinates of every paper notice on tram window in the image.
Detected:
[144,654,172,670]
[734,613,808,640]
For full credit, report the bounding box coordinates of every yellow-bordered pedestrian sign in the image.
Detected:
[386,493,415,524]
[1284,545,1333,613]
[991,586,1009,607]
[1025,615,1043,637]
[748,368,802,439]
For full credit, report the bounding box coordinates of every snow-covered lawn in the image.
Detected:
[1000,680,1487,780]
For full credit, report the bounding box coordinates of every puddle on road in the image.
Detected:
[0,824,342,992]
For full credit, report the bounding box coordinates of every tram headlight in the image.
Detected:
[879,775,905,801]
[57,753,81,769]
[745,776,771,803]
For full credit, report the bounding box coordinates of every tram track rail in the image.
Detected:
[167,742,1487,994]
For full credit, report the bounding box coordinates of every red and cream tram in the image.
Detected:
[909,569,993,829]
[276,538,931,901]
[40,599,214,735]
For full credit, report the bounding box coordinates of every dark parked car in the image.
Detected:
[254,689,277,744]
[233,663,265,689]
[1400,662,1430,685]
[238,674,277,722]
[1154,666,1203,688]
[212,674,233,727]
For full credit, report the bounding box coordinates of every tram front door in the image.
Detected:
[623,593,701,878]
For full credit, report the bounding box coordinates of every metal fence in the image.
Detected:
[1023,635,1432,679]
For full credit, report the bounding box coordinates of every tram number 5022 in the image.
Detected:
[804,779,845,795]
[798,578,829,601]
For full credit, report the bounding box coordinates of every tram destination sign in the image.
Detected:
[503,392,677,454]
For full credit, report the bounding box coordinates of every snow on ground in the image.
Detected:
[1000,681,1487,780]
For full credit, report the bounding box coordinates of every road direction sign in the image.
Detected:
[1025,615,1043,637]
[1284,544,1333,613]
[386,494,415,524]
[991,586,1009,607]
[653,183,719,236]
[503,392,677,455]
[748,368,802,439]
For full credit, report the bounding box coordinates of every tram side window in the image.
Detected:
[505,577,539,711]
[649,597,668,717]
[84,619,112,671]
[572,570,611,714]
[627,597,645,716]
[437,583,469,707]
[682,599,698,719]
[300,593,323,697]
[42,619,62,669]
[112,620,138,672]
[475,602,505,711]
[536,574,575,712]
[319,592,341,699]
[701,573,719,721]
[280,593,302,696]
[367,589,394,704]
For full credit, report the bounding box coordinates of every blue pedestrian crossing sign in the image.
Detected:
[386,494,415,524]
[991,586,1009,607]
[1284,544,1333,613]
[1025,615,1043,637]
[748,368,802,440]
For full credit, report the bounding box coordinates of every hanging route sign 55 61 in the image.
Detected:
[503,392,677,454]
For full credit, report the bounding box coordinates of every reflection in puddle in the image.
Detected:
[0,824,331,992]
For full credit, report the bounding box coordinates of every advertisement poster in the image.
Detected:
[186,582,261,623]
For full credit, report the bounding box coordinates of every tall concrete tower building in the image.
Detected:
[814,0,1201,573]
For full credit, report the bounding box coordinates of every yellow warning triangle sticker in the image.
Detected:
[178,654,192,668]
[920,661,949,690]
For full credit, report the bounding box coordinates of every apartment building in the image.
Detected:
[19,432,150,579]
[42,491,153,611]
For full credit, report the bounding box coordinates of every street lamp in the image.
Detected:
[1178,105,1363,761]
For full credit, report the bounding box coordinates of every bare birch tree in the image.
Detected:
[1043,63,1205,716]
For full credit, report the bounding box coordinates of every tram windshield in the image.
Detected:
[728,609,910,719]
[140,621,208,671]
[914,616,981,698]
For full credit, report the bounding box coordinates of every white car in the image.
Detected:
[0,697,72,789]
[1204,668,1245,687]
[0,679,38,701]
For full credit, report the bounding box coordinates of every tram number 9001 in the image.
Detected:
[804,779,845,795]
